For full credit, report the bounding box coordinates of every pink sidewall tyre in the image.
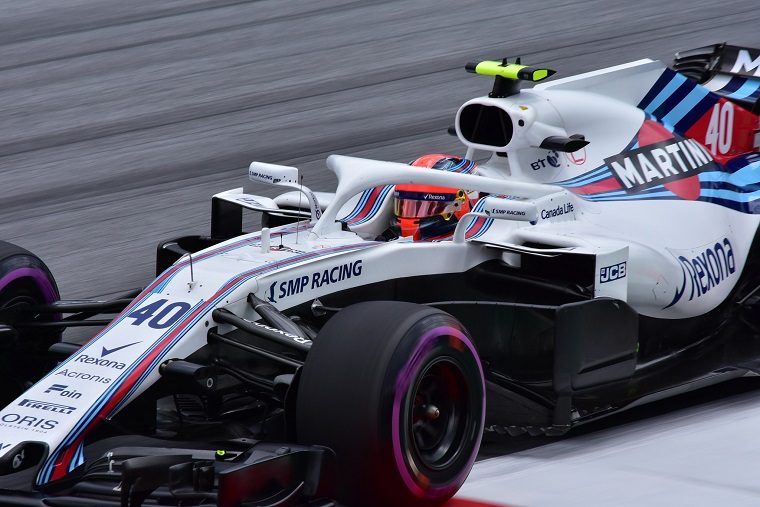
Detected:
[0,241,61,406]
[297,301,484,507]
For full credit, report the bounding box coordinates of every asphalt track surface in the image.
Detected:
[1,1,760,505]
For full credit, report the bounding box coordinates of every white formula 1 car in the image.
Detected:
[0,43,759,507]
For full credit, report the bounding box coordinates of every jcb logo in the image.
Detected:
[600,262,627,284]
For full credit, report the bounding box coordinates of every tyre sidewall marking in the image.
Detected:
[0,266,58,305]
[389,324,484,499]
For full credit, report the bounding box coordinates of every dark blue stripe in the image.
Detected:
[720,76,746,94]
[673,93,719,133]
[701,180,760,193]
[699,196,753,213]
[651,79,697,119]
[638,70,676,109]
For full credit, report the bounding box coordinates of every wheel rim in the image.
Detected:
[408,357,469,472]
[0,293,38,323]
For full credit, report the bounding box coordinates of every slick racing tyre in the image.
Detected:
[0,241,61,406]
[297,301,484,507]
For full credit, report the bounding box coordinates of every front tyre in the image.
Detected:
[0,241,60,405]
[296,301,484,507]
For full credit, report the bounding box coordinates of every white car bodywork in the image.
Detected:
[1,56,758,486]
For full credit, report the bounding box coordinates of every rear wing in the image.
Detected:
[673,44,760,113]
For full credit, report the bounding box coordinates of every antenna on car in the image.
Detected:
[188,253,195,291]
[296,175,304,243]
[465,57,556,98]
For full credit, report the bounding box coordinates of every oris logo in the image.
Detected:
[0,413,58,432]
[667,238,736,307]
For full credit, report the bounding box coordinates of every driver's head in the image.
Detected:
[391,155,477,241]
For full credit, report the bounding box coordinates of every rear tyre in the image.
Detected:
[0,241,60,406]
[297,301,484,507]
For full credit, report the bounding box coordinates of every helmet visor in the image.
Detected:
[394,197,454,218]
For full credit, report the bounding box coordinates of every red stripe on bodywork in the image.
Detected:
[572,177,622,195]
[349,186,385,223]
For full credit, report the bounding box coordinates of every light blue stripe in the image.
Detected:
[645,73,687,114]
[586,190,628,198]
[465,200,486,232]
[699,162,760,187]
[661,86,710,128]
[555,165,611,185]
[589,191,675,201]
[560,170,612,188]
[342,189,372,221]
[352,185,393,225]
[701,188,760,203]
[469,218,493,239]
[465,198,493,237]
[727,79,760,100]
[447,159,466,172]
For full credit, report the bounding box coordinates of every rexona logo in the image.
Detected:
[74,353,126,370]
[18,399,76,415]
[44,384,82,399]
[600,262,627,284]
[424,193,448,201]
[55,369,111,384]
[0,443,9,451]
[605,138,713,193]
[667,238,736,307]
[540,203,574,220]
[267,260,363,303]
[0,413,58,432]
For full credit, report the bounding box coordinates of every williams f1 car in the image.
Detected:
[0,43,759,506]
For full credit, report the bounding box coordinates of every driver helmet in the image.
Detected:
[392,154,478,241]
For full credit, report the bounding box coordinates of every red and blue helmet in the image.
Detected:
[392,154,478,241]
